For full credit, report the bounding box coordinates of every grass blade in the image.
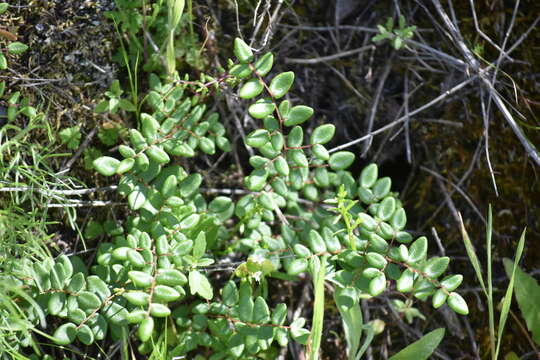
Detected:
[459,212,487,296]
[309,255,326,360]
[486,205,496,359]
[495,228,526,359]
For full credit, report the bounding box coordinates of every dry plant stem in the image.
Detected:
[467,0,514,63]
[460,315,480,359]
[329,73,481,153]
[289,281,311,360]
[508,309,540,358]
[420,165,485,225]
[403,71,412,163]
[252,0,284,49]
[430,227,445,256]
[250,0,271,47]
[406,39,465,68]
[325,64,369,104]
[47,200,123,208]
[362,55,393,156]
[419,139,484,233]
[480,88,499,196]
[0,185,118,195]
[280,24,377,33]
[430,0,540,167]
[58,127,98,175]
[143,28,168,70]
[284,45,374,65]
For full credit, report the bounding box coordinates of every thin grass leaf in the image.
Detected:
[459,212,487,296]
[355,323,375,360]
[486,205,496,359]
[495,228,526,359]
[309,256,326,360]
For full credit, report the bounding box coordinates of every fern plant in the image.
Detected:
[1,38,468,359]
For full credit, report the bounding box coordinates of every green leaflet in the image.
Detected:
[53,323,77,345]
[432,289,447,309]
[312,144,329,161]
[146,145,170,164]
[48,292,66,316]
[117,158,135,174]
[141,113,160,139]
[254,52,274,76]
[93,156,120,176]
[179,173,202,197]
[253,297,270,324]
[248,99,275,119]
[366,252,387,269]
[238,281,254,322]
[77,324,95,345]
[378,197,396,221]
[239,78,264,99]
[77,291,101,310]
[391,208,407,230]
[447,292,469,315]
[138,316,154,342]
[87,276,110,301]
[188,270,213,300]
[123,291,150,306]
[423,257,449,278]
[287,258,308,276]
[128,271,153,288]
[274,156,290,177]
[234,37,253,63]
[128,190,146,210]
[283,105,313,126]
[358,213,377,232]
[127,309,147,324]
[329,151,355,171]
[310,124,335,145]
[369,273,387,296]
[408,236,428,264]
[230,63,252,79]
[156,268,187,286]
[373,177,392,199]
[440,274,463,292]
[290,317,310,345]
[397,270,415,293]
[150,303,171,317]
[359,163,378,188]
[221,281,239,307]
[68,272,86,294]
[7,42,29,55]
[154,285,181,302]
[308,230,326,253]
[269,71,294,99]
[127,249,146,268]
[246,129,270,148]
